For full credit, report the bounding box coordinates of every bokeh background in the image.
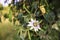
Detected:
[0,0,60,40]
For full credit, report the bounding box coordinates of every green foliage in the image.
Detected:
[0,0,60,40]
[43,11,55,24]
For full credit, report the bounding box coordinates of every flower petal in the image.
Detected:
[30,27,34,30]
[28,22,33,24]
[34,28,38,32]
[36,21,39,23]
[31,18,34,21]
[27,22,33,26]
[37,25,40,29]
[27,24,32,26]
[27,18,40,32]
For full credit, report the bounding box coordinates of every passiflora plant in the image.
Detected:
[8,0,57,40]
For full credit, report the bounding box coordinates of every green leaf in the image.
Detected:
[17,13,25,24]
[43,11,55,24]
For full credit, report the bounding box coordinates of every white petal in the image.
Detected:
[34,27,38,31]
[37,25,40,29]
[31,18,37,23]
[34,28,38,32]
[30,27,34,30]
[36,21,39,23]
[31,18,34,21]
[38,26,41,29]
[27,22,33,26]
[27,24,31,26]
[27,24,33,26]
[28,22,33,24]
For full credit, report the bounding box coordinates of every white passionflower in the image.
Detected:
[0,0,12,7]
[27,18,40,32]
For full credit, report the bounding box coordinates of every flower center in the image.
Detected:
[33,22,38,27]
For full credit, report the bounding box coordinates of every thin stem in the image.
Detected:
[23,4,31,15]
[45,0,49,7]
[34,8,38,14]
[28,30,31,40]
[23,3,33,18]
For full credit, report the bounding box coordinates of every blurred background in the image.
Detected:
[0,0,60,40]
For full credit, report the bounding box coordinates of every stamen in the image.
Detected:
[33,22,38,27]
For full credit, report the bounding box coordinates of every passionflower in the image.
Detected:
[27,18,40,32]
[0,0,12,7]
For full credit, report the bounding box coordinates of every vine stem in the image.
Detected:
[28,30,31,40]
[45,0,49,7]
[23,4,33,18]
[23,4,31,15]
